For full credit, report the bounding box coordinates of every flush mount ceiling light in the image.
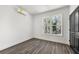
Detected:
[16,6,26,16]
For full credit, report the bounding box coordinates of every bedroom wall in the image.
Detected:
[0,6,32,50]
[33,6,70,45]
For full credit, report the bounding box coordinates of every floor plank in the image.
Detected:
[0,38,75,54]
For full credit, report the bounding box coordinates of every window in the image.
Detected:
[44,14,62,36]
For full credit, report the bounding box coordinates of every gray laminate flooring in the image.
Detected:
[0,38,74,54]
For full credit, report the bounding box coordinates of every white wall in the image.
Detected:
[0,6,32,50]
[33,6,70,45]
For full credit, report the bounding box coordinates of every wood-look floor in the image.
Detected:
[0,38,74,54]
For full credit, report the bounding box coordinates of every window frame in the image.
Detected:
[43,14,62,36]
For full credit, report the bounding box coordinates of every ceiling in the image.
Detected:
[20,5,68,15]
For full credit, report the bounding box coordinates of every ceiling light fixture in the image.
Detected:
[16,6,26,16]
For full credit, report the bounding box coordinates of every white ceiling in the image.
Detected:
[21,5,68,14]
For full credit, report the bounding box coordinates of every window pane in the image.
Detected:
[47,26,50,33]
[47,19,50,25]
[44,19,47,33]
[51,26,57,34]
[56,25,61,34]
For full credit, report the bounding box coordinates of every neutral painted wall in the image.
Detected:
[33,6,70,45]
[0,6,32,50]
